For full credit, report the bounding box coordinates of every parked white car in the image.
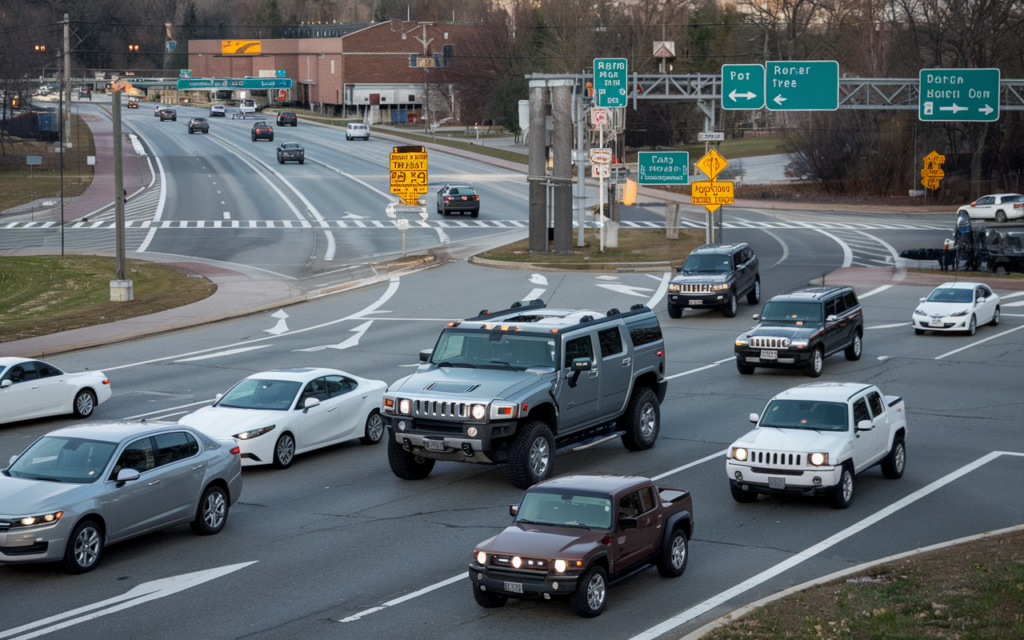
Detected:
[0,357,111,425]
[912,282,1000,335]
[726,382,907,509]
[956,193,1024,223]
[178,368,386,468]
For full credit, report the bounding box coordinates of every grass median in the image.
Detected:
[0,114,95,211]
[477,229,704,265]
[0,256,217,342]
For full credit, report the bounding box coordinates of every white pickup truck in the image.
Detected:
[726,382,907,509]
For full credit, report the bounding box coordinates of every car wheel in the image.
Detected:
[844,329,863,361]
[667,303,682,319]
[272,432,296,469]
[387,433,436,480]
[360,410,384,445]
[269,135,273,142]
[656,528,689,578]
[190,484,229,535]
[346,135,351,141]
[914,328,925,335]
[188,129,193,134]
[472,584,508,608]
[967,315,976,336]
[252,136,256,142]
[299,158,304,164]
[996,210,1007,223]
[73,389,96,417]
[747,277,761,305]
[805,346,824,378]
[278,156,283,164]
[508,421,555,489]
[722,293,738,318]
[570,565,608,618]
[172,117,176,121]
[730,482,758,503]
[991,306,1000,326]
[829,463,854,509]
[736,360,755,375]
[471,211,479,218]
[620,386,659,451]
[63,518,104,574]
[881,438,906,480]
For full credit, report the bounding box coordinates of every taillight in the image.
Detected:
[102,379,110,385]
[230,446,240,455]
[655,350,664,357]
[461,196,467,200]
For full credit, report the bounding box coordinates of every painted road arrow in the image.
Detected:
[773,95,786,105]
[729,90,757,101]
[980,104,994,116]
[0,562,256,640]
[264,309,290,336]
[939,103,968,113]
[293,320,374,352]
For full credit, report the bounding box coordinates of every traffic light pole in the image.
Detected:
[110,89,132,301]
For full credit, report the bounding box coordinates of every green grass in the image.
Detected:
[0,256,217,342]
[477,229,704,265]
[0,115,95,210]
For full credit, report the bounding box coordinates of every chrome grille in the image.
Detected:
[680,283,713,293]
[747,450,803,467]
[750,336,791,349]
[413,399,468,419]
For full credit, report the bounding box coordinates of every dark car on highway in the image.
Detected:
[734,286,863,377]
[470,474,694,617]
[126,100,138,109]
[667,243,760,319]
[251,121,273,142]
[436,183,480,217]
[188,117,209,134]
[277,142,304,164]
[158,108,177,122]
[276,111,297,127]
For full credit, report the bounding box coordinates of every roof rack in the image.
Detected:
[467,299,545,321]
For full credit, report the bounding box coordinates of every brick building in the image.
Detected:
[187,20,471,123]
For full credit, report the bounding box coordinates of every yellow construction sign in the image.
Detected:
[221,40,262,55]
[390,146,428,206]
[921,151,945,191]
[695,147,729,181]
[691,180,735,212]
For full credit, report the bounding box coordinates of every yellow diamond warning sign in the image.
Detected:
[695,148,729,181]
[920,150,945,191]
[691,180,735,212]
[390,146,428,206]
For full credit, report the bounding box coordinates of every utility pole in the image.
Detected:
[110,82,132,301]
[63,14,71,139]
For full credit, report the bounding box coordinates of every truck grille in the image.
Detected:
[749,337,791,349]
[747,450,803,467]
[679,283,714,293]
[414,399,468,419]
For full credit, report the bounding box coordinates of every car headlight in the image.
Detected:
[711,283,731,291]
[790,340,809,348]
[398,399,411,415]
[471,404,487,420]
[668,283,681,293]
[476,551,487,565]
[12,511,64,528]
[949,309,969,317]
[732,447,748,461]
[490,402,518,420]
[235,425,275,440]
[809,452,828,466]
[914,309,928,316]
[735,337,749,346]
[511,556,522,569]
[554,559,567,573]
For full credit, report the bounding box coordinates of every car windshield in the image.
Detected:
[681,253,731,273]
[282,143,299,149]
[218,379,301,410]
[431,329,557,370]
[760,399,849,432]
[7,437,118,483]
[760,301,823,323]
[194,118,206,122]
[515,490,612,529]
[926,288,973,303]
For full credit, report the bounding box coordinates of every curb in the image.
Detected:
[469,255,680,273]
[680,523,1023,640]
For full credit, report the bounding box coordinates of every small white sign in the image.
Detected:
[590,147,612,165]
[591,164,611,178]
[591,108,610,126]
[26,155,42,166]
[396,218,410,230]
[87,156,96,166]
[698,132,725,142]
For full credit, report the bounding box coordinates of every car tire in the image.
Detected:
[996,210,1007,223]
[188,129,193,134]
[346,135,351,141]
[508,421,555,489]
[278,156,283,164]
[360,410,384,445]
[251,136,256,142]
[722,293,738,318]
[471,211,479,218]
[805,346,824,378]
[269,135,274,142]
[472,584,508,608]
[299,158,304,165]
[62,518,104,574]
[914,328,925,335]
[570,565,608,618]
[272,432,296,469]
[190,484,229,535]
[73,389,96,418]
[829,463,854,509]
[736,360,755,375]
[746,277,761,305]
[730,482,758,503]
[991,306,1000,326]
[172,117,176,121]
[667,303,682,319]
[387,434,435,480]
[881,438,906,480]
[620,386,660,451]
[844,329,863,361]
[656,528,689,578]
[966,315,976,336]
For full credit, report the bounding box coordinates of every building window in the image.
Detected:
[408,94,415,102]
[409,55,418,67]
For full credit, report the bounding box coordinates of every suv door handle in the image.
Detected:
[328,406,337,412]
[192,465,204,471]
[148,480,161,486]
[621,357,631,367]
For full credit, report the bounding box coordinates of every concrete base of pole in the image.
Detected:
[605,218,619,248]
[110,280,134,302]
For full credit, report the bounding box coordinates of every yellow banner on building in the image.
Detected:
[221,40,262,55]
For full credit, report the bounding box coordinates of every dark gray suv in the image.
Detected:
[668,243,760,318]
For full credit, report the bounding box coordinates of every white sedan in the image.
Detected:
[178,368,386,468]
[0,357,111,425]
[957,193,1024,223]
[912,282,1000,335]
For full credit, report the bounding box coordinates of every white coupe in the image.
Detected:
[0,357,111,425]
[178,368,386,468]
[956,193,1024,223]
[912,282,1000,336]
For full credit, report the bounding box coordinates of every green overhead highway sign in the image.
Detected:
[637,151,689,185]
[919,69,1000,122]
[176,77,293,90]
[594,58,628,108]
[765,61,839,111]
[721,64,765,110]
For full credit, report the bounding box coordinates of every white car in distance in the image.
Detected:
[956,193,1024,223]
[178,368,386,468]
[912,282,1000,335]
[0,357,111,425]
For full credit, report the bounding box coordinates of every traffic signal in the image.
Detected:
[128,44,139,51]
[623,179,637,206]
[34,45,46,52]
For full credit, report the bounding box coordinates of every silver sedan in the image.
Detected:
[0,422,242,573]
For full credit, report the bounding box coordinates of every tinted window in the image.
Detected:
[760,400,848,431]
[34,361,62,378]
[598,327,624,358]
[867,392,884,418]
[431,330,557,370]
[638,486,657,513]
[112,437,156,477]
[8,437,116,484]
[681,253,732,273]
[833,295,848,314]
[618,492,643,519]
[627,317,663,346]
[843,292,859,310]
[825,299,839,317]
[926,288,973,303]
[2,362,37,384]
[325,375,357,397]
[853,398,871,424]
[298,378,330,407]
[154,432,198,466]
[564,335,595,368]
[516,490,612,529]
[218,379,301,411]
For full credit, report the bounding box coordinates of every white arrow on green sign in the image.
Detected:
[765,61,839,111]
[638,151,689,186]
[721,64,765,110]
[919,69,1000,122]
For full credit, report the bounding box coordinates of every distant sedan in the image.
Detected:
[178,368,387,468]
[912,282,1000,336]
[0,357,111,425]
[0,422,241,573]
[158,108,176,122]
[276,111,297,126]
[209,104,226,117]
[277,142,304,164]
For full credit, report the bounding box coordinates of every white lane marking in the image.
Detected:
[866,322,911,330]
[647,273,671,309]
[934,324,1024,360]
[597,283,655,298]
[855,230,902,265]
[147,132,166,222]
[343,211,365,219]
[858,284,893,299]
[101,278,401,372]
[665,357,734,380]
[145,410,190,420]
[529,273,548,286]
[596,275,619,280]
[1000,291,1024,300]
[339,573,467,623]
[651,449,727,482]
[0,562,257,640]
[324,230,336,261]
[293,320,374,352]
[137,227,158,253]
[1003,300,1024,308]
[174,345,271,362]
[223,212,231,219]
[815,229,852,268]
[629,451,1024,640]
[206,135,307,222]
[123,399,216,420]
[306,157,396,202]
[523,288,547,302]
[760,228,790,268]
[264,309,291,335]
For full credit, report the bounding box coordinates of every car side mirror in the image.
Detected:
[509,504,519,517]
[419,349,433,363]
[826,315,838,323]
[856,419,873,432]
[752,314,760,321]
[303,397,321,412]
[0,379,10,389]
[117,468,141,483]
[749,413,759,424]
[674,266,683,273]
[571,358,592,372]
[619,517,638,530]
[215,393,223,401]
[970,202,977,207]
[9,455,17,466]
[919,297,926,303]
[976,297,986,305]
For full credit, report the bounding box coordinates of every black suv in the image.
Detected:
[187,117,209,134]
[276,112,297,127]
[668,243,759,318]
[734,286,863,377]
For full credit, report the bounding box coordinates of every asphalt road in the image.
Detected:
[2,219,1022,640]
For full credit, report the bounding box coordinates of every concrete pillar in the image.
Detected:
[551,84,573,254]
[527,84,548,253]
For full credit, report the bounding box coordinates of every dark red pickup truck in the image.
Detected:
[469,474,694,617]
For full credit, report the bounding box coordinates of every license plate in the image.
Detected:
[768,477,786,490]
[929,319,944,327]
[423,439,445,451]
[760,350,778,360]
[689,299,703,305]
[503,581,523,594]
